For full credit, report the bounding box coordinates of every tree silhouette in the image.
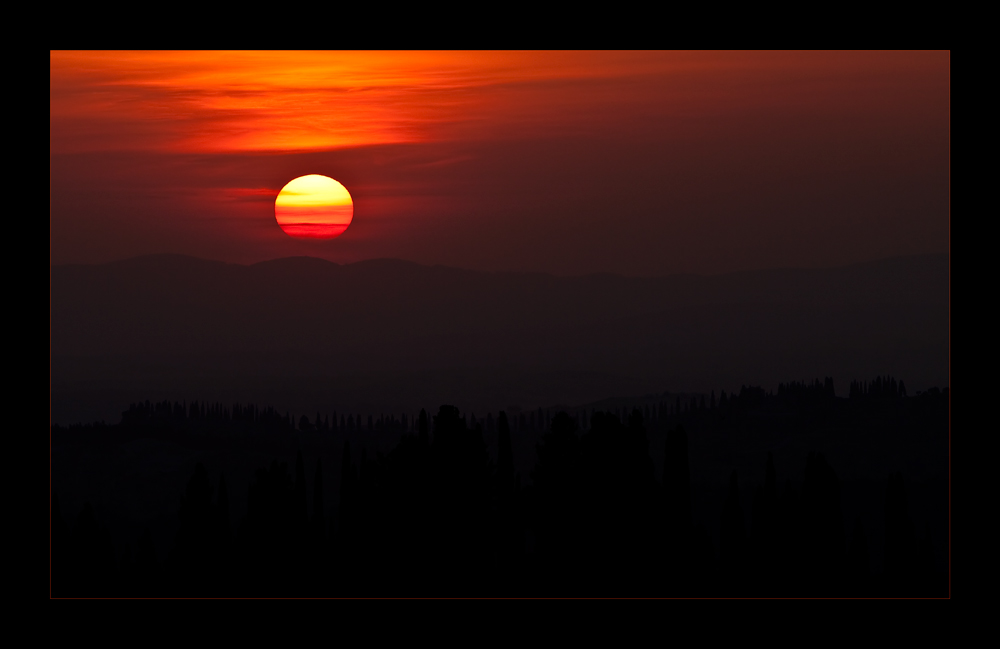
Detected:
[884,471,916,595]
[719,470,747,593]
[750,453,779,595]
[800,452,845,594]
[169,463,222,594]
[847,515,870,594]
[51,375,949,597]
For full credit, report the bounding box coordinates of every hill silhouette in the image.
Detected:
[50,253,948,425]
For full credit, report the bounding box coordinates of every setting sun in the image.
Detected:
[274,175,354,238]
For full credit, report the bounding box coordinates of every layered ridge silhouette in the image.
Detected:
[50,254,948,425]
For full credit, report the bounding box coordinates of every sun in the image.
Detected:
[274,175,354,238]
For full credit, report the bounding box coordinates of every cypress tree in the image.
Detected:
[664,425,692,530]
[171,463,216,594]
[218,473,231,548]
[801,452,845,593]
[497,411,513,492]
[418,408,429,446]
[313,458,325,548]
[133,526,158,595]
[52,493,70,596]
[847,515,870,591]
[916,522,937,595]
[884,472,915,593]
[719,470,747,592]
[73,502,118,596]
[339,441,354,554]
[216,473,231,590]
[295,451,307,515]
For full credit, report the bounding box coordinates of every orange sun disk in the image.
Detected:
[275,175,353,238]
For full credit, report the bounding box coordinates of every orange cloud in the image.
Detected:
[51,51,651,154]
[53,51,945,156]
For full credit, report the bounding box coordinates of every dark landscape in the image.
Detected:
[50,50,949,598]
[50,253,949,597]
[51,252,947,425]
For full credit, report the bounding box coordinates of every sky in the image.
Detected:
[50,51,950,277]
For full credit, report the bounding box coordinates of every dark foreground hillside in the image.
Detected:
[51,377,948,597]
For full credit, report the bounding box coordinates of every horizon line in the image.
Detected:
[48,250,950,281]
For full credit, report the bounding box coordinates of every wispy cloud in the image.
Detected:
[52,51,945,156]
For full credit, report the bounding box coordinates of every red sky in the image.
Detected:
[50,51,949,276]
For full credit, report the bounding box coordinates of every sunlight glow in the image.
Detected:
[275,175,353,239]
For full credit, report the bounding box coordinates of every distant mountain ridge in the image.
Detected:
[50,253,948,425]
[55,251,947,293]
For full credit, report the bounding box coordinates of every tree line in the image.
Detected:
[51,375,948,597]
